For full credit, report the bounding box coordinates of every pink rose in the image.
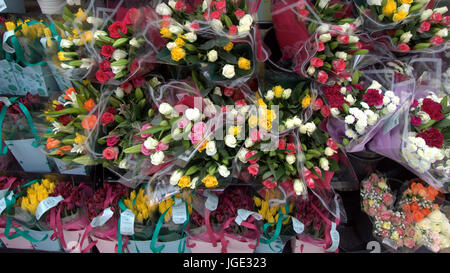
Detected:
[398,43,410,52]
[310,57,324,68]
[396,240,404,248]
[330,25,343,36]
[430,13,443,24]
[235,99,246,107]
[377,204,386,212]
[177,117,189,129]
[229,25,237,36]
[418,21,431,33]
[100,112,115,126]
[174,0,186,11]
[326,138,339,150]
[406,228,415,237]
[430,35,444,45]
[315,41,325,52]
[391,216,401,226]
[332,59,346,73]
[234,10,245,20]
[248,164,259,176]
[382,193,393,206]
[403,238,415,249]
[106,136,120,147]
[317,71,328,84]
[102,147,118,160]
[381,230,389,238]
[363,199,369,208]
[337,35,349,44]
[213,0,226,13]
[374,187,381,194]
[380,211,393,221]
[250,129,261,142]
[363,181,372,190]
[263,178,277,189]
[278,139,286,150]
[396,227,405,237]
[246,151,258,164]
[192,122,206,135]
[367,207,377,216]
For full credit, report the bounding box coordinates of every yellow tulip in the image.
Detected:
[382,0,397,17]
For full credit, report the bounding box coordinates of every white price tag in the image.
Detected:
[235,209,262,226]
[204,191,218,211]
[172,198,187,225]
[325,222,340,252]
[292,217,304,234]
[0,0,7,12]
[0,192,13,215]
[91,207,114,228]
[119,209,135,236]
[36,195,63,220]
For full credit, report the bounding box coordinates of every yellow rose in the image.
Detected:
[238,57,251,70]
[399,0,412,3]
[382,222,391,230]
[257,98,266,107]
[249,115,258,128]
[266,109,277,121]
[75,8,88,21]
[175,37,185,47]
[377,181,388,190]
[74,133,86,144]
[391,231,399,241]
[368,199,375,206]
[81,31,93,43]
[202,175,218,188]
[302,95,311,108]
[228,126,242,136]
[383,0,397,17]
[223,42,234,51]
[160,27,172,38]
[392,10,408,22]
[171,46,186,61]
[273,85,284,98]
[178,176,191,188]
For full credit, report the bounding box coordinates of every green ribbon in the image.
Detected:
[0,97,42,156]
[259,202,290,252]
[150,197,189,253]
[117,199,127,254]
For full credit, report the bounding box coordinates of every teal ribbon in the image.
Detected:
[150,197,190,253]
[0,97,42,156]
[259,202,290,252]
[117,199,127,254]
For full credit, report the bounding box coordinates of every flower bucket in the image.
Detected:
[90,235,119,253]
[0,227,34,250]
[254,236,286,253]
[127,240,155,253]
[291,236,327,253]
[224,235,257,253]
[36,0,65,15]
[24,228,62,252]
[53,158,87,176]
[63,229,89,253]
[157,237,191,253]
[186,236,222,253]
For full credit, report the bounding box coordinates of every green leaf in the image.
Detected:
[185,165,201,176]
[138,125,171,135]
[186,55,200,65]
[218,49,237,64]
[435,118,450,129]
[123,144,142,154]
[156,47,177,64]
[72,155,96,165]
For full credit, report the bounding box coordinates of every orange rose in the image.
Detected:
[82,98,96,112]
[64,88,76,100]
[56,145,72,156]
[82,115,97,130]
[412,210,424,222]
[402,203,410,213]
[425,186,438,201]
[410,202,420,212]
[46,138,60,149]
[421,208,431,217]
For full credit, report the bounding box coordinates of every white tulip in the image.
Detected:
[80,58,94,69]
[319,157,329,171]
[317,24,330,34]
[118,159,128,169]
[114,87,124,99]
[207,50,218,62]
[318,0,330,9]
[94,30,108,40]
[170,170,184,185]
[307,66,315,76]
[130,37,142,48]
[282,88,292,99]
[330,108,340,117]
[348,35,359,44]
[244,138,254,148]
[434,7,448,14]
[211,19,223,32]
[335,51,348,60]
[239,14,253,27]
[169,25,183,35]
[367,0,382,5]
[111,65,126,74]
[238,24,250,35]
[293,116,303,126]
[87,17,103,26]
[218,165,230,178]
[167,42,177,51]
[168,0,177,8]
[222,64,236,79]
[151,151,165,165]
[237,148,249,163]
[436,28,448,38]
[285,119,295,129]
[420,9,433,22]
[325,147,337,156]
[398,4,410,13]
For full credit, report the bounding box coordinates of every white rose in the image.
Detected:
[367,0,382,5]
[436,28,448,38]
[169,24,183,35]
[130,37,142,48]
[185,108,201,121]
[420,9,433,22]
[345,115,356,124]
[428,210,446,222]
[385,91,395,98]
[170,169,184,185]
[218,165,230,178]
[237,148,249,163]
[211,19,223,32]
[367,114,379,126]
[225,135,237,148]
[114,87,124,99]
[325,147,337,156]
[159,103,173,115]
[335,51,348,60]
[319,33,332,43]
[156,3,172,16]
[433,7,448,14]
[319,157,329,171]
[94,30,108,40]
[265,90,275,101]
[400,31,413,43]
[112,49,128,61]
[207,50,218,62]
[305,122,316,134]
[293,179,305,195]
[317,24,330,34]
[285,119,295,129]
[386,103,397,113]
[330,108,340,117]
[398,4,410,13]
[383,96,391,105]
[282,88,292,99]
[239,14,253,27]
[346,94,356,105]
[206,141,217,156]
[299,124,308,134]
[286,154,296,165]
[151,151,165,165]
[185,32,197,42]
[307,66,315,76]
[237,24,251,35]
[244,138,254,148]
[60,39,73,48]
[167,42,177,51]
[144,137,158,150]
[318,0,330,9]
[293,116,302,126]
[111,65,126,74]
[222,64,235,79]
[348,35,359,43]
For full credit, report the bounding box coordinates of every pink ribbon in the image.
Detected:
[309,202,340,253]
[218,216,260,253]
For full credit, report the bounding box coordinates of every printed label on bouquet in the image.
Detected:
[204,191,218,211]
[119,209,135,236]
[291,217,304,234]
[172,198,187,225]
[36,195,63,220]
[0,0,6,12]
[235,209,262,225]
[383,109,401,134]
[0,192,13,215]
[325,222,340,253]
[382,238,398,250]
[91,207,114,228]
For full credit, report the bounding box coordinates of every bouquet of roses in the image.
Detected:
[354,0,427,31]
[323,77,403,152]
[399,179,440,223]
[360,172,395,217]
[43,81,100,166]
[414,209,450,252]
[385,5,449,52]
[155,0,256,83]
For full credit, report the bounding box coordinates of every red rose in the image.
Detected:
[332,58,346,73]
[330,25,343,37]
[99,60,111,70]
[120,81,133,94]
[102,147,118,160]
[234,10,245,19]
[443,16,450,26]
[430,35,444,45]
[263,178,277,189]
[100,112,115,126]
[123,8,141,26]
[317,70,328,84]
[203,11,221,20]
[101,45,115,59]
[248,164,259,176]
[315,41,325,52]
[417,128,444,148]
[108,21,127,39]
[411,116,422,126]
[132,76,145,88]
[213,1,226,13]
[229,25,237,36]
[106,135,120,147]
[285,143,296,155]
[430,13,443,24]
[337,35,349,44]
[421,98,443,121]
[278,139,286,150]
[96,70,114,84]
[310,57,324,68]
[398,43,410,52]
[418,21,431,33]
[363,89,384,106]
[106,106,117,115]
[321,105,330,117]
[59,115,72,126]
[323,84,348,110]
[224,88,234,97]
[175,1,187,11]
[313,97,324,110]
[190,22,200,30]
[298,9,309,20]
[235,99,246,107]
[245,151,258,164]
